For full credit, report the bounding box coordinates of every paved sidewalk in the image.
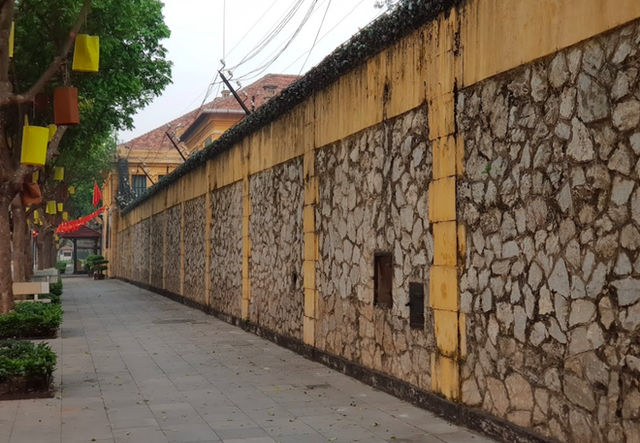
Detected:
[0,278,497,443]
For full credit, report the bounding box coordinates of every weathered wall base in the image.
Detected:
[117,276,552,443]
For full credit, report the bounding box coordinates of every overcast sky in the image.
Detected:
[118,0,385,142]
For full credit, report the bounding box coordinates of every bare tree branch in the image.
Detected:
[0,0,93,108]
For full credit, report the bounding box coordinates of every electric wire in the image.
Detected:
[224,0,280,61]
[298,0,332,75]
[226,0,308,72]
[138,0,384,172]
[177,0,298,129]
[232,0,320,83]
[281,0,385,73]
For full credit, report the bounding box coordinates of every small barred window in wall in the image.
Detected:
[204,136,213,148]
[374,253,393,308]
[132,174,147,197]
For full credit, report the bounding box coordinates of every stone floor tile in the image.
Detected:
[112,426,169,443]
[213,427,269,440]
[0,278,497,443]
[161,423,221,442]
[221,438,278,443]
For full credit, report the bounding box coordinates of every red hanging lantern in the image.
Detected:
[54,87,80,126]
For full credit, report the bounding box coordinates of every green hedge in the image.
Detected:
[0,304,63,339]
[0,340,57,390]
[47,294,61,305]
[49,281,63,297]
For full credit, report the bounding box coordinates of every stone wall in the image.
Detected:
[249,159,305,340]
[117,226,131,281]
[209,182,243,318]
[183,196,206,304]
[165,205,182,296]
[315,107,436,390]
[457,21,640,443]
[150,211,165,289]
[132,219,150,284]
[111,7,640,443]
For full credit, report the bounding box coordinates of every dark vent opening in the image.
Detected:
[374,253,393,308]
[409,282,425,330]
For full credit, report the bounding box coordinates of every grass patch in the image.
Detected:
[0,340,56,399]
[0,304,63,339]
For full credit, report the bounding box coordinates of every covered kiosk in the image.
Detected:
[59,226,101,274]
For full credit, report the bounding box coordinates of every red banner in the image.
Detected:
[55,206,105,234]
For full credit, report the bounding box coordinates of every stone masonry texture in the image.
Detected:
[209,182,243,318]
[150,211,165,288]
[184,196,206,304]
[249,158,304,340]
[165,205,182,295]
[132,218,150,284]
[113,17,640,443]
[116,226,131,281]
[457,21,640,443]
[315,106,436,391]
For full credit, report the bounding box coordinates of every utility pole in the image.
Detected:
[219,71,251,115]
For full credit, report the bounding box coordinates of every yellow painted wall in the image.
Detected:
[182,114,244,152]
[461,0,640,87]
[114,0,640,409]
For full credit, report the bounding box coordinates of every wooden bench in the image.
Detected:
[13,282,51,303]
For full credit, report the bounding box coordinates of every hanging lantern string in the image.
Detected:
[55,206,105,234]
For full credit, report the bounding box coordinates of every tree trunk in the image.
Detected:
[50,234,56,268]
[0,195,15,313]
[37,233,44,270]
[25,229,33,278]
[41,230,53,269]
[10,196,26,282]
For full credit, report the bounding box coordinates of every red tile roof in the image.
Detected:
[123,74,301,152]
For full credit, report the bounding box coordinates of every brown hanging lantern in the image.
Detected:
[21,182,43,205]
[53,87,80,126]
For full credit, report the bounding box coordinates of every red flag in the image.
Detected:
[92,181,102,206]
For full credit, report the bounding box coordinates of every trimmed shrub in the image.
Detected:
[49,281,63,297]
[46,294,61,305]
[0,304,63,339]
[0,340,57,395]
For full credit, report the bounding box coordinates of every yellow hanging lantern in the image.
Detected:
[72,35,100,72]
[9,22,14,58]
[54,166,64,181]
[33,211,40,223]
[57,202,63,212]
[69,185,75,195]
[62,212,69,221]
[48,124,57,141]
[32,171,39,183]
[46,200,57,214]
[21,122,49,166]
